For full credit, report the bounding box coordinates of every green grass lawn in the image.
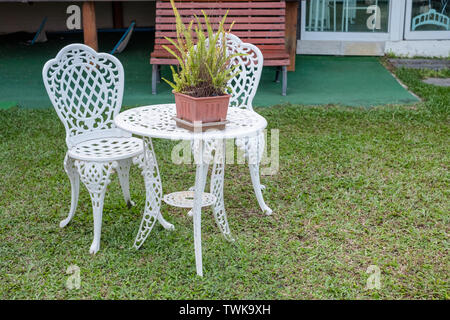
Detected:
[0,64,448,299]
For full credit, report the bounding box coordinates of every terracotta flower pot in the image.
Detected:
[173,90,230,124]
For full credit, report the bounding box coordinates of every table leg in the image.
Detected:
[193,166,209,276]
[133,137,174,249]
[192,140,211,276]
[210,139,234,242]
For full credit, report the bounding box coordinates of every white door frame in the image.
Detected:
[404,0,450,40]
[300,0,400,41]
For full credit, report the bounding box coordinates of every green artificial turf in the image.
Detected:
[0,64,448,299]
[0,32,418,109]
[0,101,17,109]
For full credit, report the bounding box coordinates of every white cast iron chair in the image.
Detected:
[42,44,144,254]
[226,33,273,215]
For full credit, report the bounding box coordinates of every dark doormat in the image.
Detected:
[422,78,450,87]
[389,59,450,71]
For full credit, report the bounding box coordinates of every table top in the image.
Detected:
[114,104,267,140]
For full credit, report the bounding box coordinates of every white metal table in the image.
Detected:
[115,104,268,276]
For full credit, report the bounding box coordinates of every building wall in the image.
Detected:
[385,40,450,57]
[0,1,156,34]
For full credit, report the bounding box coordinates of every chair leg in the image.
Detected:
[60,154,80,228]
[282,66,287,96]
[89,189,107,254]
[152,64,158,95]
[274,66,281,83]
[236,134,273,216]
[75,161,116,254]
[157,65,161,83]
[117,158,135,208]
[249,162,273,216]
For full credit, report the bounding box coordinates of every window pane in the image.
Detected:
[306,0,390,33]
[410,0,450,31]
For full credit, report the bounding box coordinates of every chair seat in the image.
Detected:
[68,137,143,162]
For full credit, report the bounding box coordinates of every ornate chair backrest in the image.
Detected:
[42,44,125,149]
[225,33,263,111]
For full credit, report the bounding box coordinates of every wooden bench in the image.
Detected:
[151,0,291,96]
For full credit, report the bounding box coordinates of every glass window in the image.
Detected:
[410,0,449,31]
[305,0,390,33]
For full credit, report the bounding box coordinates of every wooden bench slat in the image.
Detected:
[157,23,285,31]
[151,58,180,64]
[151,59,291,67]
[152,48,289,57]
[156,9,285,16]
[261,59,290,66]
[156,16,285,23]
[154,44,285,50]
[157,1,285,9]
[151,58,290,66]
[155,37,285,45]
[152,46,289,56]
[159,0,280,1]
[259,50,290,59]
[156,31,285,38]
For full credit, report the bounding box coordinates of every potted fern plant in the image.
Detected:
[162,0,241,128]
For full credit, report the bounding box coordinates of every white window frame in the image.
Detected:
[404,0,450,40]
[300,0,395,41]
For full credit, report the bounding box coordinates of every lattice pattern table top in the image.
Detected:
[114,104,267,140]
